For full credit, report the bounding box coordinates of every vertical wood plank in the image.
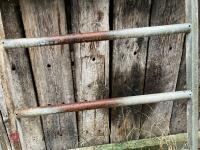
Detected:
[170,48,187,134]
[1,1,46,149]
[140,0,185,138]
[0,84,8,123]
[71,0,110,147]
[0,11,21,150]
[0,112,11,150]
[19,0,78,149]
[170,0,200,134]
[110,0,151,142]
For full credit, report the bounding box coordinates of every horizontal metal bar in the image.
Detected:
[1,23,191,49]
[15,90,192,118]
[69,132,200,150]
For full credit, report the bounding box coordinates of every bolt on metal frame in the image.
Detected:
[0,0,198,149]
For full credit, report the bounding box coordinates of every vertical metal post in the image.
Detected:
[191,0,199,149]
[185,0,193,148]
[186,0,199,149]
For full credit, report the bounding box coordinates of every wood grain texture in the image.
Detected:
[0,112,11,150]
[1,1,46,149]
[170,48,187,134]
[0,83,12,150]
[170,1,200,133]
[0,10,22,150]
[111,0,151,142]
[71,0,110,147]
[140,0,185,138]
[19,0,78,149]
[0,83,8,121]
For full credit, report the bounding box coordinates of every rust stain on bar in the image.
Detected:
[44,98,119,110]
[15,91,191,118]
[51,32,109,44]
[15,99,119,117]
[1,23,191,49]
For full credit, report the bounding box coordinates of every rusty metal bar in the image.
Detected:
[1,23,191,49]
[15,91,191,118]
[185,0,199,149]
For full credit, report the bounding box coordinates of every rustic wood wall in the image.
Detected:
[0,0,199,149]
[140,0,185,138]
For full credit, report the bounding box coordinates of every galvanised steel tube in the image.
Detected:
[15,90,192,118]
[1,23,191,49]
[185,0,199,149]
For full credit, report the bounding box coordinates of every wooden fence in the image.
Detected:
[0,0,199,149]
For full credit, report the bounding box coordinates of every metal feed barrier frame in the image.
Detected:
[0,0,198,149]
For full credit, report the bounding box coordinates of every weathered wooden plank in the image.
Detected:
[0,11,22,150]
[111,0,151,142]
[170,48,187,134]
[170,0,200,135]
[70,132,200,150]
[1,1,46,149]
[140,0,185,138]
[71,0,110,147]
[0,112,11,150]
[0,83,8,121]
[19,0,78,149]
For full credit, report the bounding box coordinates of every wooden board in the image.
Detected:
[1,1,46,149]
[140,0,185,138]
[170,0,200,133]
[0,82,8,122]
[170,48,187,134]
[0,112,11,150]
[71,0,110,147]
[110,0,151,142]
[0,11,22,150]
[19,0,78,149]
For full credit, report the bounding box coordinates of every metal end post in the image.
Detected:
[185,0,199,149]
